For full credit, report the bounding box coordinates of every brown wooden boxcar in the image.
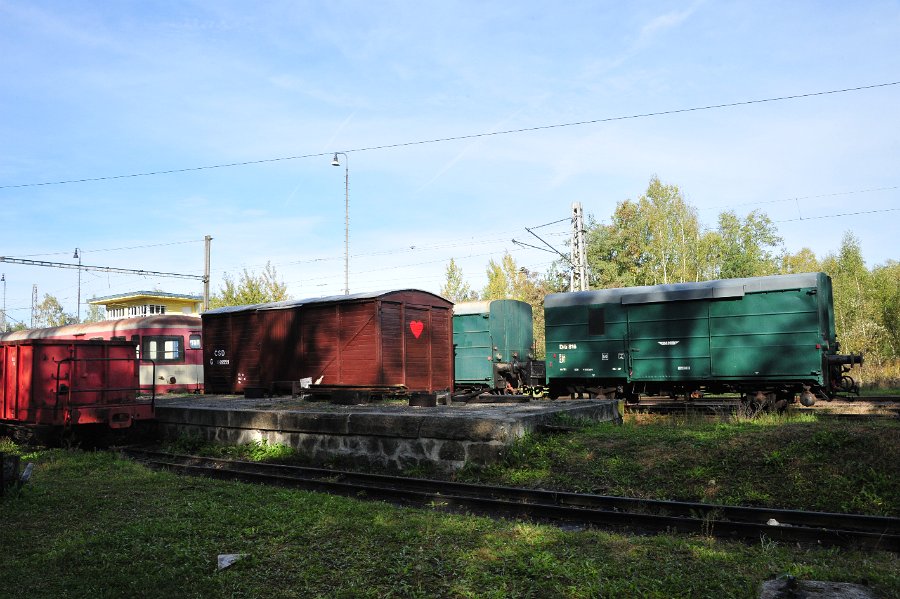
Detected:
[202,290,453,394]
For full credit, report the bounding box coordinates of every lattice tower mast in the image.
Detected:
[570,202,589,291]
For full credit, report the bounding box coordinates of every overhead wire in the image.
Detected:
[698,185,898,211]
[775,207,900,223]
[8,239,204,259]
[2,81,897,190]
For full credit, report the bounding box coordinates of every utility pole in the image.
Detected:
[31,284,37,328]
[570,202,589,292]
[203,235,212,312]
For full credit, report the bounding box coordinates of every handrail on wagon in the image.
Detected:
[53,356,156,414]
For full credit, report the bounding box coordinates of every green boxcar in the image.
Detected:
[453,300,534,391]
[545,273,860,404]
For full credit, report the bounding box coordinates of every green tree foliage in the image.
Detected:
[82,303,106,323]
[585,178,784,287]
[586,177,713,288]
[483,254,526,301]
[870,261,900,358]
[440,259,478,302]
[821,233,889,360]
[780,247,820,274]
[210,262,289,309]
[714,210,782,278]
[34,294,76,328]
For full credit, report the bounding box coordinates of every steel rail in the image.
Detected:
[121,448,898,552]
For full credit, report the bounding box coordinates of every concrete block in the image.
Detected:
[418,417,511,442]
[347,413,424,438]
[278,412,349,435]
[229,410,279,430]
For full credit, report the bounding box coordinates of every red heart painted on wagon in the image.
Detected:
[409,320,424,339]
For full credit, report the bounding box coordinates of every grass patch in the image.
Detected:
[164,437,298,462]
[1,445,897,598]
[457,413,900,516]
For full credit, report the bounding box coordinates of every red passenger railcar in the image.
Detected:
[202,290,454,395]
[0,315,203,393]
[0,339,151,431]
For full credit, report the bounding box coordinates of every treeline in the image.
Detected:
[442,177,900,368]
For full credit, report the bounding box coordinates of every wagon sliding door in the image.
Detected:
[380,301,451,393]
[403,306,433,391]
[203,316,235,393]
[625,300,712,382]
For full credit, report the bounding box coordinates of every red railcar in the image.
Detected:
[0,339,152,430]
[0,315,203,393]
[202,290,454,395]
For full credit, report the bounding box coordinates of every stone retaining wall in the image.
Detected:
[156,399,623,472]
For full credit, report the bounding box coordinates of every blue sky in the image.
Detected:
[1,1,898,326]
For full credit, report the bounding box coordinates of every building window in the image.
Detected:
[107,307,127,319]
[141,336,184,363]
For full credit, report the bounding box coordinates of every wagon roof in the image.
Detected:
[452,301,494,315]
[0,314,201,342]
[203,289,451,316]
[452,299,531,316]
[545,272,824,308]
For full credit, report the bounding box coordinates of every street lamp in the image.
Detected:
[73,248,82,322]
[1,273,5,332]
[331,152,349,295]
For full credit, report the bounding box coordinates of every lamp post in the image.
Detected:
[331,152,349,295]
[1,273,5,332]
[73,248,82,322]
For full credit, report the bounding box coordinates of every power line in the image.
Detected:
[9,239,203,259]
[0,256,206,281]
[775,207,900,223]
[699,185,898,211]
[2,80,897,190]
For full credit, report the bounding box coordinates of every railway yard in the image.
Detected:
[1,274,898,597]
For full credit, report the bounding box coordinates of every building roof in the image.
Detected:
[88,291,202,305]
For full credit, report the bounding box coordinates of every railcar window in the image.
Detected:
[588,307,605,336]
[142,335,184,363]
[189,334,201,349]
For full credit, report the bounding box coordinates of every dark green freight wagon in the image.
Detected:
[544,273,861,405]
[453,300,545,393]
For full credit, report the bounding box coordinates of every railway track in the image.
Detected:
[121,448,898,552]
[625,396,899,417]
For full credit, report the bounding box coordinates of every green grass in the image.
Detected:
[862,387,900,396]
[456,414,900,517]
[0,445,897,599]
